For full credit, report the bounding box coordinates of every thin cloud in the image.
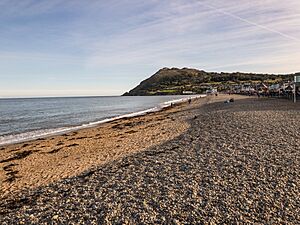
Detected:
[197,1,300,42]
[0,0,300,96]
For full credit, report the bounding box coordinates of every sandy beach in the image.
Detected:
[0,95,299,224]
[0,96,209,198]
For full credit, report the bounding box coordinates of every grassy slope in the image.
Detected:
[123,68,296,96]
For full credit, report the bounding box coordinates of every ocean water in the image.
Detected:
[0,95,202,145]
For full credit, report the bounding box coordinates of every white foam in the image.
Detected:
[0,95,206,146]
[160,94,205,108]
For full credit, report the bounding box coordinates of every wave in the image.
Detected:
[0,95,206,146]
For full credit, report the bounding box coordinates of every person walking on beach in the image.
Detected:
[188,99,191,104]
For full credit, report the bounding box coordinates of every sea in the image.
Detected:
[0,95,202,146]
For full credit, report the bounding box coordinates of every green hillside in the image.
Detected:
[123,68,296,96]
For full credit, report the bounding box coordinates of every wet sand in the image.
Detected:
[1,95,299,224]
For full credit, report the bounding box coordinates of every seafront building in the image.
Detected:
[227,79,299,102]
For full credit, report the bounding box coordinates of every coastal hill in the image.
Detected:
[123,67,296,95]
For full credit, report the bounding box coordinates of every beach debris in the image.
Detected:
[0,96,299,224]
[0,150,36,163]
[46,148,63,154]
[2,163,19,183]
[56,141,64,146]
[66,143,79,147]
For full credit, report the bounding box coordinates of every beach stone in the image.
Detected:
[0,96,299,224]
[52,215,59,220]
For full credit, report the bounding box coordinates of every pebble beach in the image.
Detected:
[0,95,299,224]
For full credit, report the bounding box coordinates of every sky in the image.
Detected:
[0,0,300,97]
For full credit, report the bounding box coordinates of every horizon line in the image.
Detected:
[0,95,124,99]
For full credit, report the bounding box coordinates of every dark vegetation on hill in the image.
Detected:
[123,67,297,96]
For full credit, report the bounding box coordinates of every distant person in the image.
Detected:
[188,99,191,104]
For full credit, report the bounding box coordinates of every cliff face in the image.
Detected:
[123,67,295,96]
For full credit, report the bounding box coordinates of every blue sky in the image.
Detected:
[0,0,300,97]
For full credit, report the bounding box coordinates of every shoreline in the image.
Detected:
[1,95,299,223]
[0,94,210,198]
[0,95,205,147]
